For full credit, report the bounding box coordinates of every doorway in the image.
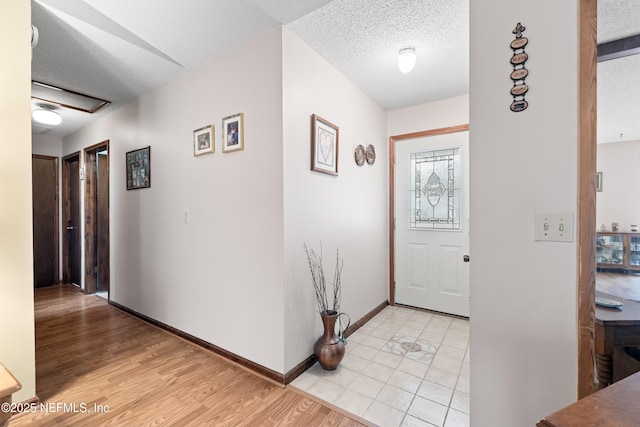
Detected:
[389,125,470,313]
[32,155,59,288]
[62,153,81,286]
[392,127,470,317]
[84,141,110,297]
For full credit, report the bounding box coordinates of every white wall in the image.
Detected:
[387,95,469,136]
[63,29,286,373]
[32,134,62,158]
[470,1,579,425]
[597,139,640,230]
[0,0,36,403]
[282,28,389,371]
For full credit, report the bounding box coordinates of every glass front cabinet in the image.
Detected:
[596,232,640,271]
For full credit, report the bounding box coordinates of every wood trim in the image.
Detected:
[345,300,388,337]
[83,140,109,294]
[109,298,389,386]
[32,154,59,285]
[388,124,470,305]
[578,0,597,399]
[109,300,287,384]
[285,300,387,384]
[284,354,316,385]
[597,34,640,63]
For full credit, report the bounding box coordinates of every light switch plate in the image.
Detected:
[534,212,574,242]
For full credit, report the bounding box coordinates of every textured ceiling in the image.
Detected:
[30,0,640,144]
[287,0,469,110]
[597,0,640,143]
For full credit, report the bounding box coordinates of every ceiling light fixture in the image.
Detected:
[32,105,62,126]
[398,46,416,74]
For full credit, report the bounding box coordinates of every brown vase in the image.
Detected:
[314,310,345,370]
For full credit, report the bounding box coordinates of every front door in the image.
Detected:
[394,129,470,317]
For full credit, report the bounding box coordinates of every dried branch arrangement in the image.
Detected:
[303,243,343,314]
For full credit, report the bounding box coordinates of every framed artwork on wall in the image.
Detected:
[311,114,339,175]
[126,146,151,190]
[194,125,214,156]
[222,113,244,153]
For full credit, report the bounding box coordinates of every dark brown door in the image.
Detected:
[32,155,58,288]
[84,141,109,295]
[62,154,81,286]
[97,151,109,293]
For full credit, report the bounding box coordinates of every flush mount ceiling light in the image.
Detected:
[32,105,62,126]
[398,46,417,74]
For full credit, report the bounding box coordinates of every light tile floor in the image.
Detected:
[290,305,470,427]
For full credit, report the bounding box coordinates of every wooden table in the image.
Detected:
[595,292,640,387]
[0,363,21,426]
[537,370,640,426]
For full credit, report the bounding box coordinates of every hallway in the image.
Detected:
[8,285,365,426]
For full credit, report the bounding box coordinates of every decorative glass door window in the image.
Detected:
[410,147,461,230]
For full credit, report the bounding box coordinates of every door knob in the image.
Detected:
[66,226,76,230]
[463,255,470,262]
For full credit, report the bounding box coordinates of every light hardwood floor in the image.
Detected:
[8,285,368,426]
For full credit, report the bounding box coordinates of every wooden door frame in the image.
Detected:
[32,154,59,285]
[84,140,110,295]
[578,0,597,399]
[62,152,81,284]
[388,124,470,305]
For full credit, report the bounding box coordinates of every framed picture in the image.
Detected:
[126,146,151,190]
[194,125,214,156]
[596,171,603,192]
[311,114,339,175]
[222,113,244,153]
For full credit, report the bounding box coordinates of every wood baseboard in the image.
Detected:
[284,300,389,384]
[284,354,316,385]
[345,300,389,338]
[109,300,286,384]
[109,299,389,386]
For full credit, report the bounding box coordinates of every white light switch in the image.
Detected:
[183,210,190,224]
[534,212,574,242]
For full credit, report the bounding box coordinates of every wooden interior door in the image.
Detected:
[62,153,81,286]
[32,155,58,288]
[84,141,109,295]
[97,151,109,293]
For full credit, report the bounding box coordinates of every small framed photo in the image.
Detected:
[596,171,603,192]
[194,125,214,156]
[311,114,339,175]
[222,113,244,153]
[126,146,151,190]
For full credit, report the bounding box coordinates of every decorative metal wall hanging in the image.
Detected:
[510,22,529,112]
[365,144,376,165]
[354,145,365,166]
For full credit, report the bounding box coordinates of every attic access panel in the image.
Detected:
[32,81,110,114]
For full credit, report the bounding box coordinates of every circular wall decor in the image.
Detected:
[354,144,365,166]
[365,144,376,165]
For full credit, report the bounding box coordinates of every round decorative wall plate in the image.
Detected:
[354,144,365,166]
[365,144,376,165]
